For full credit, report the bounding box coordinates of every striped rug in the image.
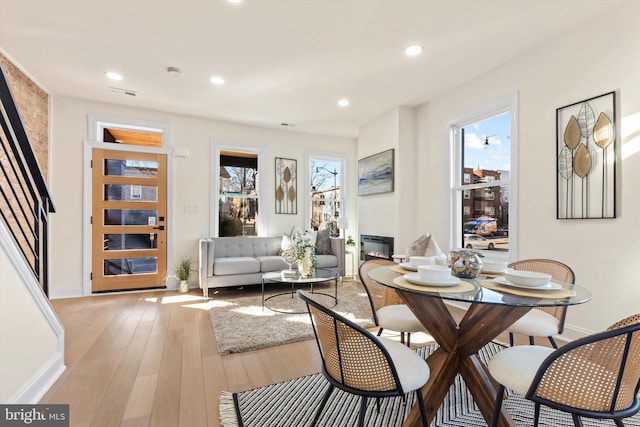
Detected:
[220,342,640,427]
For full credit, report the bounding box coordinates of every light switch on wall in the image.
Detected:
[184,205,199,214]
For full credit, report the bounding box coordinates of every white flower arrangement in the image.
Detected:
[289,228,318,273]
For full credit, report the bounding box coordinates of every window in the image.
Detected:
[449,94,517,258]
[218,150,259,236]
[309,157,345,236]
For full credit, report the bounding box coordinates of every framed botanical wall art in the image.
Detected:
[556,91,616,219]
[275,157,297,214]
[358,148,394,196]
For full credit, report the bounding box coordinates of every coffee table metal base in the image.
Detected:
[261,269,339,314]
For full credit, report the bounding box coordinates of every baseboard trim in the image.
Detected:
[8,352,65,404]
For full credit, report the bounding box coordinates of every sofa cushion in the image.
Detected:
[315,227,333,255]
[257,256,289,272]
[316,254,338,269]
[213,257,260,275]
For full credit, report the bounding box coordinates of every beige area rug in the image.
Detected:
[209,283,374,355]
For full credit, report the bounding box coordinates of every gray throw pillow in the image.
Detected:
[315,227,332,255]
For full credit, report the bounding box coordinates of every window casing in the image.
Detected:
[448,93,518,259]
[308,156,346,236]
[211,145,263,237]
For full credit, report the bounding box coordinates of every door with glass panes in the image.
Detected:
[91,148,167,292]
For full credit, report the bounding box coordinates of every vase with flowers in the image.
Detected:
[290,228,317,277]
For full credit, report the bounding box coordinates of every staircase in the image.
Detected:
[0,63,54,295]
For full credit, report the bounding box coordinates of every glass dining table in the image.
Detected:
[367,265,591,427]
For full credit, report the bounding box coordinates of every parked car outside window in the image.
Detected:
[464,234,495,250]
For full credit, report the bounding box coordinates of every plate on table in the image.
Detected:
[493,276,562,291]
[482,266,507,274]
[404,273,460,287]
[399,262,417,271]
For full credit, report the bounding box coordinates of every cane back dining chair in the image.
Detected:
[506,258,575,348]
[358,259,426,347]
[298,289,430,427]
[488,313,640,427]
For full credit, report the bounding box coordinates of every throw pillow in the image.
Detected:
[315,227,332,255]
[406,233,431,257]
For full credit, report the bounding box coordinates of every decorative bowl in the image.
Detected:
[481,258,508,273]
[409,256,436,268]
[418,264,451,282]
[504,268,552,287]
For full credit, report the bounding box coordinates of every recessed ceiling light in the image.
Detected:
[105,72,123,81]
[228,0,242,3]
[210,75,225,85]
[405,44,423,56]
[337,99,350,107]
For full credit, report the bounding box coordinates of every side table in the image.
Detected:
[344,249,356,280]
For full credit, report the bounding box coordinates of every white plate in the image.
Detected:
[493,276,562,291]
[404,273,460,287]
[399,262,418,271]
[482,266,507,274]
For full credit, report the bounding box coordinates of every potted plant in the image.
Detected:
[175,258,194,293]
[346,235,356,251]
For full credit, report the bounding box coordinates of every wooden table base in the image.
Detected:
[397,290,532,427]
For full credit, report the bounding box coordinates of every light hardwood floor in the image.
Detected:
[40,281,531,427]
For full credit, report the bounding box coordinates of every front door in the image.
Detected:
[91,148,167,292]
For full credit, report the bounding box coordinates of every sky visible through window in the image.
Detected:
[464,112,510,172]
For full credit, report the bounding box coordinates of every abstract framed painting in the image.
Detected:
[358,149,394,196]
[556,91,616,219]
[275,157,297,214]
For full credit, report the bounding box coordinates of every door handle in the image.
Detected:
[152,225,165,230]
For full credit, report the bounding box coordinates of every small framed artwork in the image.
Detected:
[556,91,616,219]
[358,149,394,196]
[275,157,297,214]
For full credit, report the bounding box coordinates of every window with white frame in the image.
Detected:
[309,157,344,236]
[217,149,260,237]
[450,94,517,257]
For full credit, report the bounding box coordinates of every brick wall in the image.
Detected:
[0,53,49,181]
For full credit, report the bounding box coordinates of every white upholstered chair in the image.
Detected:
[298,289,430,427]
[488,313,640,427]
[359,259,426,347]
[506,259,575,348]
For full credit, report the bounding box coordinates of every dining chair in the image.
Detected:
[505,258,575,348]
[488,313,640,427]
[298,289,430,427]
[358,259,427,347]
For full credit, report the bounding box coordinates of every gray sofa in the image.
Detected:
[198,236,345,297]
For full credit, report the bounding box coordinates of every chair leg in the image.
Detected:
[311,384,334,426]
[533,403,541,427]
[529,335,535,345]
[415,388,429,427]
[491,385,505,427]
[509,332,515,347]
[614,420,626,427]
[548,336,559,349]
[407,332,411,347]
[357,396,368,427]
[400,331,405,344]
[377,327,384,336]
[571,414,584,427]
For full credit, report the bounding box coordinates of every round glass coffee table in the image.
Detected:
[261,268,340,313]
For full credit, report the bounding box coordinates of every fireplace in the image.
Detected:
[360,234,394,261]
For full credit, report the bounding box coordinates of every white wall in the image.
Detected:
[49,96,356,297]
[401,3,640,334]
[0,221,64,402]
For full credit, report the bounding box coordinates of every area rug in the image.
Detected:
[209,283,374,355]
[220,342,640,426]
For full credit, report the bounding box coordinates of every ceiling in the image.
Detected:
[0,0,627,138]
